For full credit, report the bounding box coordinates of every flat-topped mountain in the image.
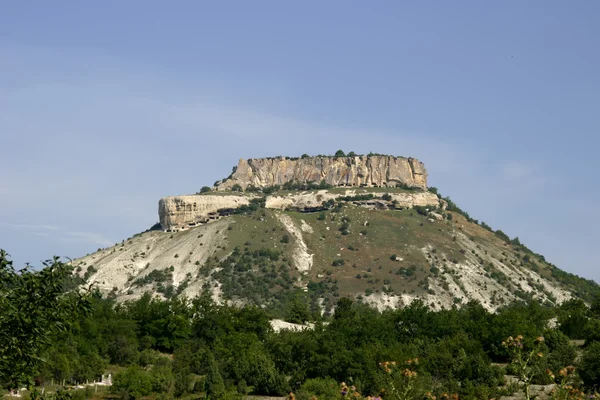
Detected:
[75,152,600,316]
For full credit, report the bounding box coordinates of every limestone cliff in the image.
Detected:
[215,155,428,191]
[158,195,252,231]
[159,190,441,231]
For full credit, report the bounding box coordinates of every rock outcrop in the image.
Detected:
[265,190,440,211]
[159,190,441,231]
[215,155,428,191]
[158,195,252,231]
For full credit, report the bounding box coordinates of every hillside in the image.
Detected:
[74,153,600,316]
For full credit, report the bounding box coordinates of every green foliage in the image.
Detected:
[231,183,243,192]
[278,179,333,191]
[200,186,212,193]
[112,366,153,400]
[150,364,175,394]
[233,197,266,214]
[286,296,311,324]
[4,248,598,399]
[334,149,346,157]
[413,205,429,216]
[443,196,474,222]
[297,377,339,400]
[133,268,172,287]
[583,318,600,346]
[579,341,600,389]
[502,335,546,400]
[0,251,92,390]
[205,352,226,399]
[557,298,589,339]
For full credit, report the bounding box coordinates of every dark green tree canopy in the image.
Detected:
[0,250,92,390]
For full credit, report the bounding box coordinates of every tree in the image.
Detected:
[112,366,153,400]
[200,186,212,193]
[557,299,589,339]
[583,319,600,346]
[579,341,600,389]
[231,184,243,192]
[286,297,310,324]
[205,352,225,399]
[590,295,600,319]
[347,151,357,157]
[0,251,92,390]
[334,150,346,157]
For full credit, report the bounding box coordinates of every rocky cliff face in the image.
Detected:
[215,155,428,191]
[159,190,441,231]
[158,195,252,231]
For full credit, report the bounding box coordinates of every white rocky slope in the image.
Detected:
[75,219,230,301]
[75,207,573,313]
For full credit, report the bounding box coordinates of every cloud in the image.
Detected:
[0,222,59,232]
[0,222,114,247]
[503,161,536,180]
[60,231,115,247]
[499,161,550,194]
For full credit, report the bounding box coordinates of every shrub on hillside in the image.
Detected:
[112,366,153,400]
[296,378,339,400]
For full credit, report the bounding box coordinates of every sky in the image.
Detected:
[0,1,599,282]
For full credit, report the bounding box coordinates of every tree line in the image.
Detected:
[2,251,600,399]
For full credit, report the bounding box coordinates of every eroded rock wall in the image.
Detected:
[159,191,440,231]
[215,155,428,191]
[158,195,251,231]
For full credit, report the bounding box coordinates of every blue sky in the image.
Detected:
[1,1,599,282]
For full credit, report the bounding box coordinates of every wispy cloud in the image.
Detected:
[0,222,59,231]
[0,222,114,247]
[503,161,536,180]
[61,231,114,247]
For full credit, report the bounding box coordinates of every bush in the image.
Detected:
[414,206,429,216]
[231,184,243,192]
[334,149,346,157]
[200,186,212,193]
[112,366,153,400]
[297,378,339,400]
[150,364,175,394]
